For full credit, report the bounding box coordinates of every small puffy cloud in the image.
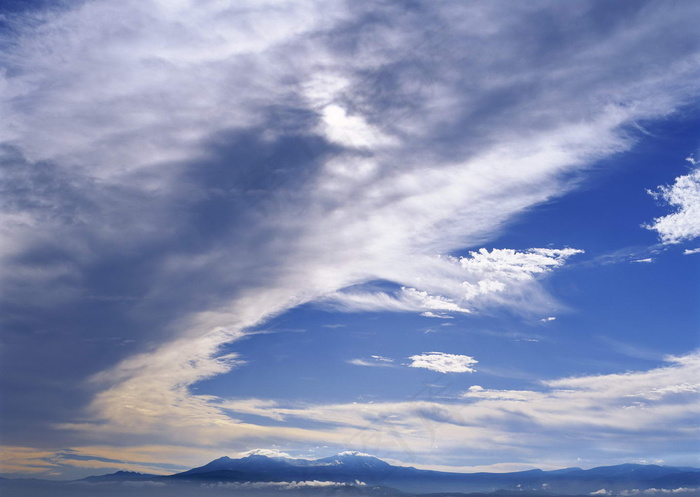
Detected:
[541,316,556,322]
[683,248,700,255]
[645,166,700,244]
[632,258,654,263]
[408,352,477,374]
[337,451,373,457]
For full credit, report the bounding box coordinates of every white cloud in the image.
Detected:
[408,352,478,374]
[337,451,373,457]
[328,247,583,316]
[372,355,394,363]
[6,352,700,476]
[211,351,700,468]
[541,317,556,322]
[327,287,473,315]
[320,104,396,149]
[239,448,292,458]
[459,248,583,280]
[632,258,654,263]
[207,480,364,490]
[620,489,700,496]
[636,459,665,465]
[420,312,454,319]
[346,356,395,368]
[683,248,700,255]
[463,385,543,402]
[645,167,700,244]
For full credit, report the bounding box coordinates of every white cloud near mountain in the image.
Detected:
[594,488,700,496]
[645,166,700,244]
[239,448,292,458]
[218,352,700,466]
[210,480,364,490]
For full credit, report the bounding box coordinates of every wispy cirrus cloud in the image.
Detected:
[347,355,396,368]
[2,352,699,474]
[326,247,583,316]
[169,352,700,469]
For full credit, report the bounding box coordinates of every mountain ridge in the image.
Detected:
[4,453,698,496]
[88,453,700,495]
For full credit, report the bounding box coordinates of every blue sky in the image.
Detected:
[1,0,699,480]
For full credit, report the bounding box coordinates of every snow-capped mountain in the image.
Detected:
[3,453,699,496]
[166,452,700,495]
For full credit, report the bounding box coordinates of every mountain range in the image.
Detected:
[2,452,699,496]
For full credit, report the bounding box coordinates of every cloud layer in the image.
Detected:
[0,0,699,477]
[3,351,698,475]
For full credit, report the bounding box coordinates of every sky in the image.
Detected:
[0,0,699,481]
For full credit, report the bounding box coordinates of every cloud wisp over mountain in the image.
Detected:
[0,0,699,480]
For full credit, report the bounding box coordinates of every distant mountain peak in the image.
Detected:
[81,470,156,482]
[168,454,700,497]
[316,452,391,469]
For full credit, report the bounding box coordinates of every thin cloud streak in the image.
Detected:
[15,351,695,474]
